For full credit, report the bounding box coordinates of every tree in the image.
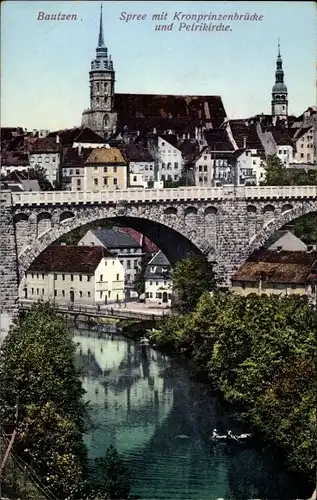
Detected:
[0,302,87,498]
[171,255,218,314]
[29,164,54,190]
[261,155,288,186]
[291,213,317,244]
[87,446,133,500]
[133,255,151,297]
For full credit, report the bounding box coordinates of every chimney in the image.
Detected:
[153,127,157,134]
[243,137,247,149]
[56,134,60,144]
[78,143,82,156]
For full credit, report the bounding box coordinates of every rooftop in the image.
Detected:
[62,147,93,168]
[29,137,61,153]
[232,249,317,284]
[90,227,141,249]
[28,245,114,273]
[204,129,234,151]
[229,121,264,151]
[114,93,227,132]
[85,147,127,165]
[119,144,154,163]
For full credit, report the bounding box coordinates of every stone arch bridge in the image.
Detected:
[1,185,316,335]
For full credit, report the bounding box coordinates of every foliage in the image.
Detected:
[260,155,288,186]
[261,154,317,187]
[151,292,317,479]
[133,255,151,297]
[87,446,133,500]
[29,165,53,191]
[0,302,87,498]
[292,213,317,244]
[171,255,218,314]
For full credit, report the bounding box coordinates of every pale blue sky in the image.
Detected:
[1,0,316,130]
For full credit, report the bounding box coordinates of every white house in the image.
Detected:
[119,144,155,187]
[147,134,183,184]
[144,251,172,306]
[78,228,143,293]
[28,136,61,187]
[19,245,125,305]
[292,126,316,164]
[264,228,308,251]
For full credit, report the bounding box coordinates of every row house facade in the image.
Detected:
[19,245,125,306]
[82,147,128,191]
[147,134,183,184]
[120,144,155,187]
[231,249,317,303]
[78,227,143,292]
[144,251,173,306]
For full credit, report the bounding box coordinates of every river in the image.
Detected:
[74,329,310,500]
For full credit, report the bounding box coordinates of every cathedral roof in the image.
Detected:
[85,147,127,165]
[114,94,227,132]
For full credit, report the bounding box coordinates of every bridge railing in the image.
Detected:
[11,185,317,206]
[19,300,167,321]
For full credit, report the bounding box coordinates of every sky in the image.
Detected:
[1,0,316,131]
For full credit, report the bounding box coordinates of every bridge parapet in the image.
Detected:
[11,185,317,207]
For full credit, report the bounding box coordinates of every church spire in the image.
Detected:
[98,3,105,47]
[271,38,288,122]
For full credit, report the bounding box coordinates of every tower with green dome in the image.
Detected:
[271,40,288,123]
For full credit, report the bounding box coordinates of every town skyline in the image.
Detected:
[1,0,316,130]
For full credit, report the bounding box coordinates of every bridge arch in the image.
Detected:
[248,204,317,255]
[164,207,177,216]
[18,208,210,280]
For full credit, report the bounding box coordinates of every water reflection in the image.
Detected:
[74,331,310,500]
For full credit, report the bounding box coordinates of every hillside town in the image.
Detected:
[1,7,316,310]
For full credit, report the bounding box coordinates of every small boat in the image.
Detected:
[209,429,253,443]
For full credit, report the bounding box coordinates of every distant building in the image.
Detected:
[144,251,172,306]
[28,136,61,187]
[83,147,128,191]
[19,245,125,305]
[264,228,308,252]
[292,126,316,164]
[78,227,143,291]
[147,134,183,185]
[61,147,92,191]
[231,249,317,301]
[119,144,155,187]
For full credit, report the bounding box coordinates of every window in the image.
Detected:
[167,162,171,169]
[203,176,208,182]
[76,169,80,175]
[79,275,82,281]
[103,177,108,186]
[145,292,149,298]
[162,163,165,169]
[133,175,137,182]
[42,289,44,295]
[145,166,148,171]
[100,291,103,298]
[300,153,304,158]
[54,290,57,297]
[126,274,130,282]
[168,150,171,154]
[150,281,153,285]
[199,165,202,172]
[52,157,56,162]
[88,291,91,298]
[96,97,100,104]
[38,156,42,162]
[79,291,83,298]
[100,274,103,282]
[87,275,91,281]
[62,274,65,281]
[71,274,74,281]
[94,166,98,171]
[156,292,162,299]
[96,82,100,92]
[291,284,297,289]
[127,260,131,269]
[42,273,44,279]
[149,292,153,298]
[116,273,120,280]
[37,273,39,279]
[113,166,117,173]
[174,175,178,180]
[77,179,81,186]
[62,290,65,297]
[31,287,34,294]
[94,178,98,185]
[161,142,165,146]
[54,274,57,280]
[45,156,49,163]
[36,288,39,295]
[113,178,117,185]
[156,281,159,286]
[204,165,208,172]
[103,166,107,172]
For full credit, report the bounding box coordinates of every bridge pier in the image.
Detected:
[0,191,19,344]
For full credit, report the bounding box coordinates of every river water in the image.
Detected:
[74,330,310,500]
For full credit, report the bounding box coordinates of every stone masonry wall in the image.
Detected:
[0,191,19,343]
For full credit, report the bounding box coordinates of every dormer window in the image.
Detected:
[151,267,156,273]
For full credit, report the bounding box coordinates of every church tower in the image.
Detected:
[271,40,288,124]
[81,4,117,137]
